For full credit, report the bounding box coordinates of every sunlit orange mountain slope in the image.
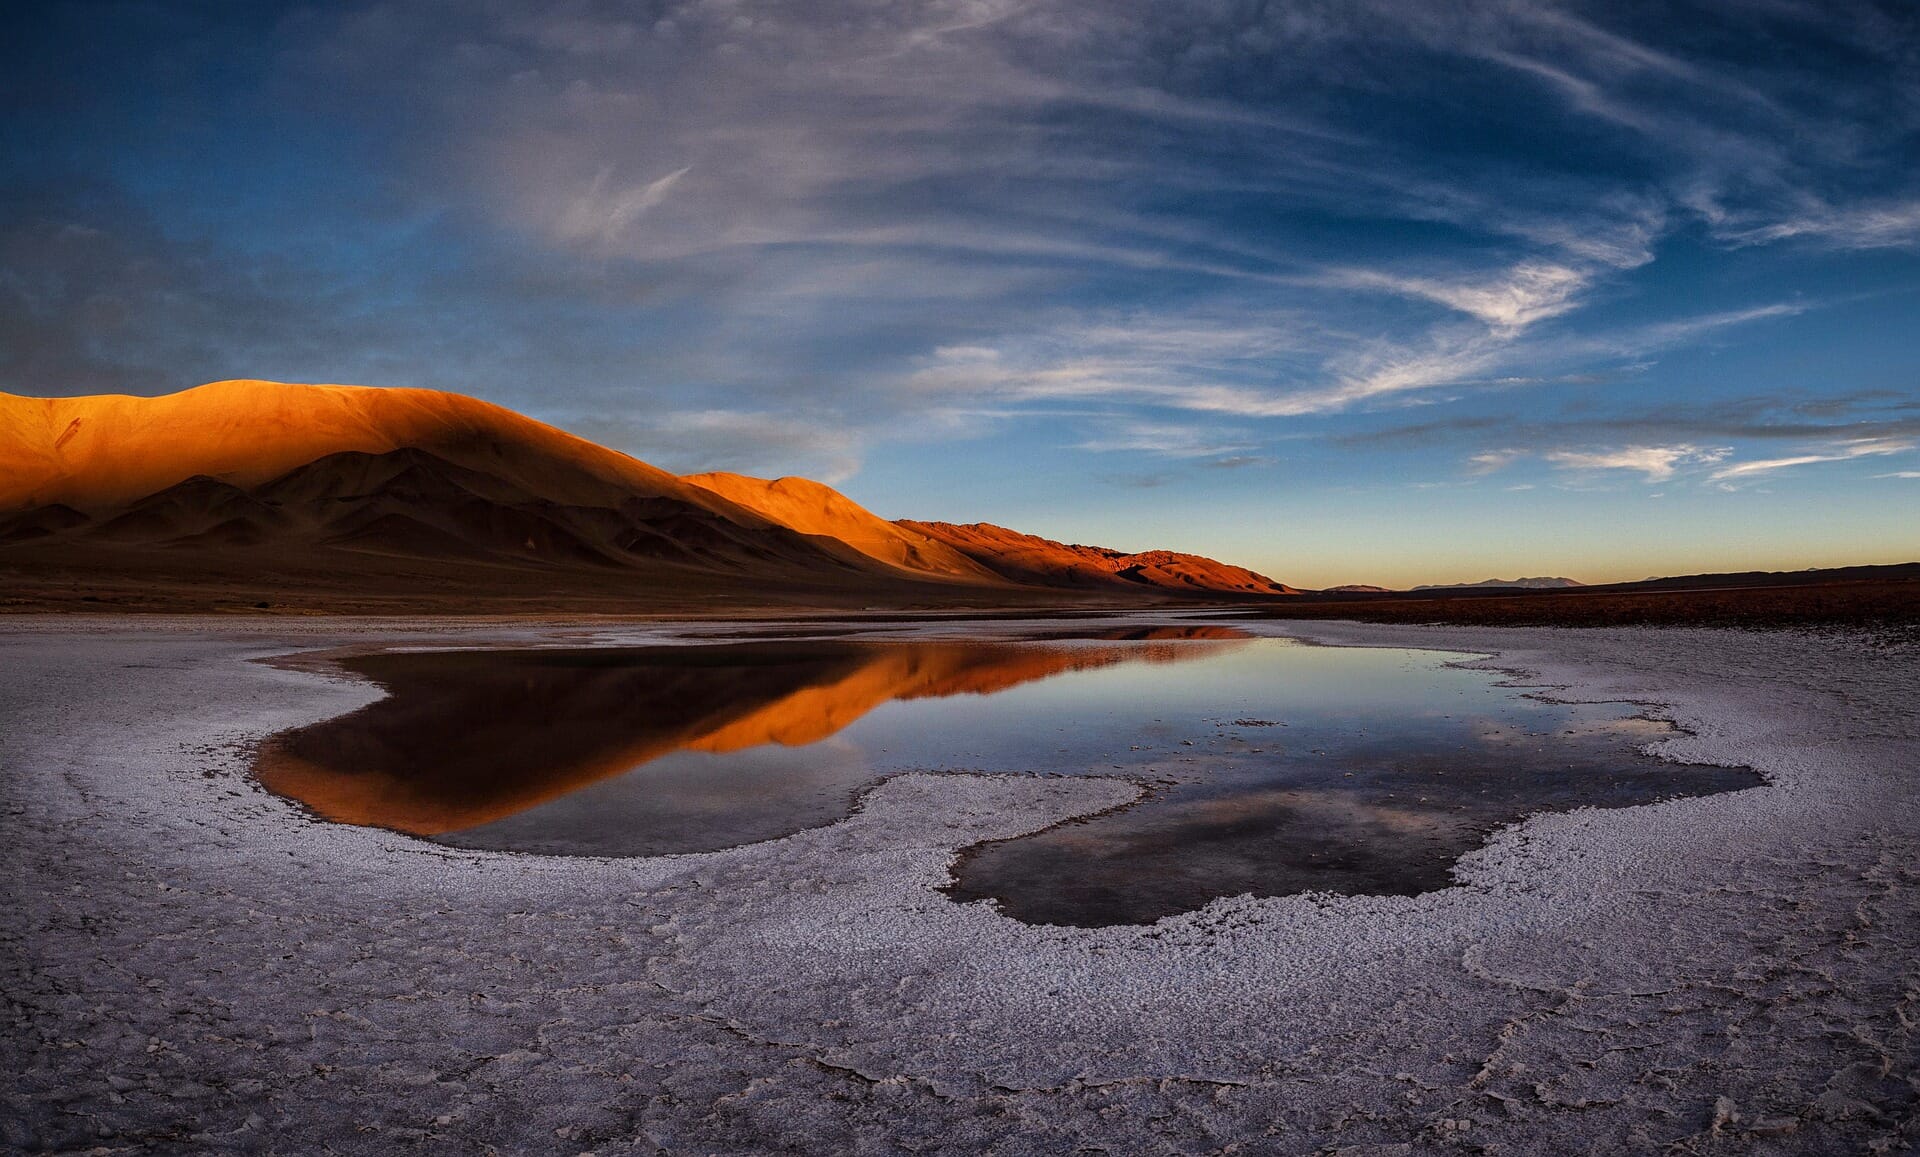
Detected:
[903,521,1300,595]
[681,471,1003,585]
[688,473,1294,596]
[2,380,732,514]
[0,381,1296,608]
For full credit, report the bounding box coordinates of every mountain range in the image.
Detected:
[0,380,1296,611]
[1411,577,1585,591]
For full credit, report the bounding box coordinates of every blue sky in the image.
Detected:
[3,0,1917,587]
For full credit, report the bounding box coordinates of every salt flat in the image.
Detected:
[3,616,1915,1154]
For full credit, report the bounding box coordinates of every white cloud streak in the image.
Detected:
[555,166,692,247]
[1546,444,1731,481]
[1468,449,1525,475]
[1073,421,1257,458]
[1718,200,1920,251]
[901,315,1504,420]
[1324,261,1596,333]
[571,409,864,484]
[1709,437,1916,483]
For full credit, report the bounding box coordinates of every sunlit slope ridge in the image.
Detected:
[682,471,1004,584]
[904,520,1300,595]
[0,380,743,516]
[681,472,1296,594]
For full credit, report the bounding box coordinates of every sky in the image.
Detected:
[3,0,1917,588]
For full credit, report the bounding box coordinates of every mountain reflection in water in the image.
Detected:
[256,627,1758,925]
[256,626,1248,845]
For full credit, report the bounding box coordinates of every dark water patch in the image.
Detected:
[944,708,1756,926]
[255,631,1758,922]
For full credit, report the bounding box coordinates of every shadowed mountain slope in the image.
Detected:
[0,444,888,583]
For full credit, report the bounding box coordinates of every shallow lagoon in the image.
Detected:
[258,627,1757,925]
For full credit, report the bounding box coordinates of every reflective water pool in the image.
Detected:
[257,627,1757,924]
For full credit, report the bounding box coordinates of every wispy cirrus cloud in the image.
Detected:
[1323,259,1610,335]
[1468,429,1917,491]
[569,409,865,484]
[278,0,1913,394]
[1073,420,1257,459]
[899,314,1505,420]
[6,0,1917,518]
[1715,199,1920,251]
[554,166,693,248]
[1545,444,1732,481]
[1709,437,1916,485]
[1351,390,1920,452]
[1467,449,1527,475]
[1625,303,1811,348]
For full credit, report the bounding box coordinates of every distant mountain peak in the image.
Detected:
[1411,576,1584,590]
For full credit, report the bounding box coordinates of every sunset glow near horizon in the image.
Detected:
[5,2,1918,589]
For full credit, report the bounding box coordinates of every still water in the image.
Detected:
[258,626,1756,925]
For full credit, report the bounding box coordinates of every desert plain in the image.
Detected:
[4,610,1917,1154]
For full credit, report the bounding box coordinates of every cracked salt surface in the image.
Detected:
[3,615,1917,1154]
